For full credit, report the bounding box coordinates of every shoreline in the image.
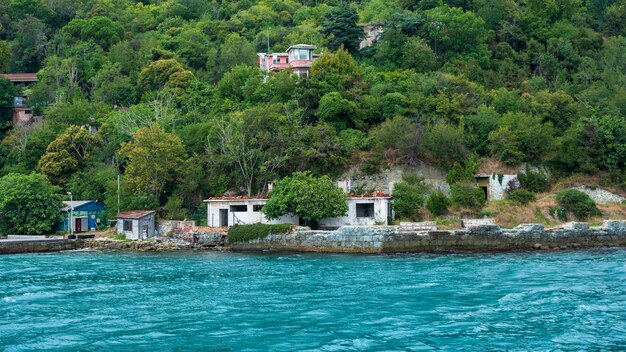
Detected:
[2,220,625,255]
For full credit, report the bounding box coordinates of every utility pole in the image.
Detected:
[67,192,73,238]
[117,174,121,215]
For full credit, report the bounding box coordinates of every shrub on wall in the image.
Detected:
[227,223,292,243]
[555,189,601,220]
[507,189,537,205]
[518,170,550,193]
[392,174,428,220]
[450,182,486,208]
[426,191,451,216]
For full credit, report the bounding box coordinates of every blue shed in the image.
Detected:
[58,200,107,233]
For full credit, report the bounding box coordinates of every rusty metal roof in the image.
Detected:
[116,210,155,219]
[1,73,38,82]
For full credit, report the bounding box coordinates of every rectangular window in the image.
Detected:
[123,220,133,231]
[294,69,309,78]
[356,203,375,218]
[230,205,247,212]
[253,205,263,212]
[273,56,280,64]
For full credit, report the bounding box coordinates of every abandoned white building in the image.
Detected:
[474,173,519,201]
[204,194,393,229]
[116,210,156,240]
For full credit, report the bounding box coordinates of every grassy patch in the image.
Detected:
[113,233,127,241]
[228,223,292,243]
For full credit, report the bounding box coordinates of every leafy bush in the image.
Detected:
[450,182,486,208]
[227,223,292,243]
[392,175,428,220]
[507,189,537,205]
[555,189,601,220]
[426,191,451,216]
[263,172,348,227]
[518,170,550,193]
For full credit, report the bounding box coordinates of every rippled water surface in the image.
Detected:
[1,250,626,351]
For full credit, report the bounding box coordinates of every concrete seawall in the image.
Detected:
[230,220,626,253]
[0,239,81,254]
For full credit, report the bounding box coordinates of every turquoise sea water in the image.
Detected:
[1,250,626,351]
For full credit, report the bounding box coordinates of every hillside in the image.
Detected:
[0,0,625,223]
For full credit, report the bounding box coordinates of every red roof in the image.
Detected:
[348,192,392,199]
[1,73,38,82]
[206,192,392,202]
[116,210,155,219]
[206,196,270,201]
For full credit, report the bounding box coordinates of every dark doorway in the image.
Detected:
[219,209,228,227]
[480,186,488,201]
[75,218,82,232]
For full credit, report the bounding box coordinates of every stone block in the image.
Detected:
[604,220,626,234]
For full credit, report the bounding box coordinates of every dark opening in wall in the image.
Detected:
[230,205,247,212]
[356,203,375,218]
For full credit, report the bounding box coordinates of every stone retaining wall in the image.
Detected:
[0,239,81,254]
[230,220,626,253]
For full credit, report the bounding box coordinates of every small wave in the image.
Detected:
[2,291,60,302]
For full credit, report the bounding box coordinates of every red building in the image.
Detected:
[257,44,320,78]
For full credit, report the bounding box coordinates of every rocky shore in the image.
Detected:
[231,220,626,253]
[2,221,626,255]
[83,232,227,252]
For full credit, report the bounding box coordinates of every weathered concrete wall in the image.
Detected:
[573,186,625,204]
[230,221,626,253]
[0,239,81,255]
[156,220,196,236]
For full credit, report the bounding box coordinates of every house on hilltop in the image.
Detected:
[1,73,40,126]
[258,44,320,78]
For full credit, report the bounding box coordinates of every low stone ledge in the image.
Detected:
[0,239,81,255]
[231,221,626,253]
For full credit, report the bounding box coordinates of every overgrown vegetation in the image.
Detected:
[507,189,537,205]
[0,0,624,228]
[392,174,428,220]
[426,191,450,216]
[227,223,292,243]
[263,172,348,228]
[555,189,601,221]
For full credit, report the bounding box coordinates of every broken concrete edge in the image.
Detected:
[229,220,626,253]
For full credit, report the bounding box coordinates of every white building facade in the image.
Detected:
[205,195,393,228]
[474,174,519,201]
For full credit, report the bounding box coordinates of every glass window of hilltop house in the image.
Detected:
[294,69,309,78]
[290,49,310,61]
[123,220,133,231]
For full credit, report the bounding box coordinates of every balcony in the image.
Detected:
[13,96,27,108]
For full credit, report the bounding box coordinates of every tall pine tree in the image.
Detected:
[321,3,364,54]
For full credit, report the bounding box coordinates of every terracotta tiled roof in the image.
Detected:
[205,192,392,202]
[206,196,270,201]
[348,192,392,199]
[116,210,155,219]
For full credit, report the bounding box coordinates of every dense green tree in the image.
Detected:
[0,78,15,133]
[119,125,186,201]
[38,126,100,185]
[0,40,11,73]
[488,112,556,165]
[392,174,429,220]
[0,173,62,235]
[321,2,364,54]
[263,171,348,227]
[10,16,48,72]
